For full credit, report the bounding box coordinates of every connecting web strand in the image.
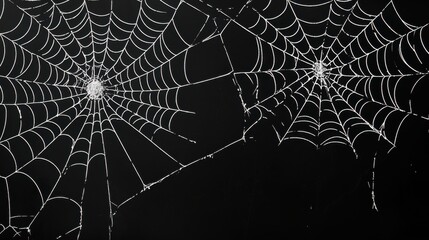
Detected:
[0,0,428,239]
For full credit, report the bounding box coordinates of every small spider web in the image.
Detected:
[218,0,429,211]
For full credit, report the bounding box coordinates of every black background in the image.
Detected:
[1,0,429,239]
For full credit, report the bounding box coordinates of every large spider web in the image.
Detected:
[1,0,428,239]
[0,0,243,238]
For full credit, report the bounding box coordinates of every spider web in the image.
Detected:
[219,0,429,213]
[219,0,429,212]
[1,0,429,239]
[0,0,242,238]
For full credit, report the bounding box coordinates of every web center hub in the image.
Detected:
[86,78,105,100]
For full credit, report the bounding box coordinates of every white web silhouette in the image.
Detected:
[219,0,428,213]
[0,0,243,238]
[0,0,428,239]
[226,0,428,147]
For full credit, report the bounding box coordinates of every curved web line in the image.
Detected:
[231,1,315,66]
[322,84,354,150]
[0,98,90,237]
[48,100,93,239]
[0,95,86,144]
[99,98,146,209]
[321,0,359,62]
[95,0,113,78]
[325,1,415,66]
[240,70,312,114]
[22,99,91,230]
[278,75,316,144]
[319,0,358,59]
[104,95,184,166]
[96,100,113,239]
[82,0,97,78]
[329,24,429,75]
[104,2,216,89]
[100,0,144,80]
[100,0,179,82]
[0,32,85,86]
[108,93,195,142]
[286,0,319,60]
[76,100,97,240]
[50,0,94,75]
[316,0,332,60]
[8,0,91,79]
[331,82,395,148]
[0,77,84,106]
[328,74,425,121]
